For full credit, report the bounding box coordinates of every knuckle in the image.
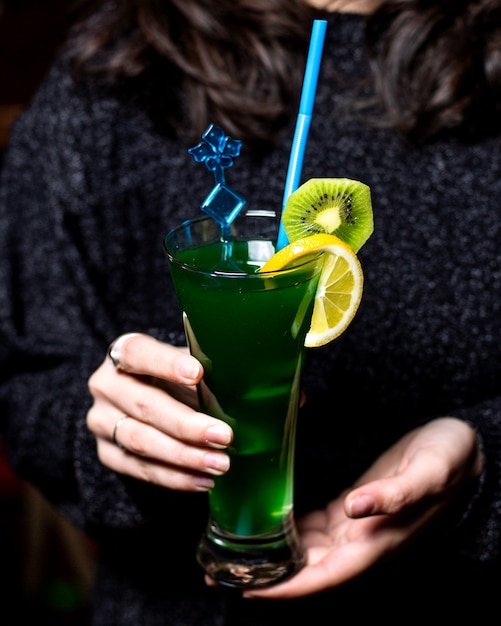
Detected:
[391,486,408,510]
[94,441,108,465]
[86,406,108,439]
[124,428,149,457]
[88,362,112,398]
[134,457,173,487]
[132,399,151,423]
[118,333,143,367]
[86,406,98,432]
[177,410,206,442]
[88,369,102,397]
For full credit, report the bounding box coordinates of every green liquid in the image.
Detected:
[170,240,321,537]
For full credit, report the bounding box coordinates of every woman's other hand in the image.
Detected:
[242,417,482,599]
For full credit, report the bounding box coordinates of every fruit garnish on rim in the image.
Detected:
[260,233,364,347]
[282,177,373,253]
[260,177,373,347]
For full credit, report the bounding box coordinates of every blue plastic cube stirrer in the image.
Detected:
[188,124,247,229]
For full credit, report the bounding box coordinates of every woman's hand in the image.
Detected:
[87,333,233,492]
[242,417,483,599]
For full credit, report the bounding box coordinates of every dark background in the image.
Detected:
[0,2,96,624]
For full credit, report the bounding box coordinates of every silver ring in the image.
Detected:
[113,416,129,450]
[108,341,121,369]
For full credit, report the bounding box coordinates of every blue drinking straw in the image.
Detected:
[276,19,327,251]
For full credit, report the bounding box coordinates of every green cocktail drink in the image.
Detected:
[164,211,323,588]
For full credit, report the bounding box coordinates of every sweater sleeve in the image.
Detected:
[0,59,186,538]
[443,397,501,562]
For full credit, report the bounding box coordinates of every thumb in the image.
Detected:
[344,468,427,518]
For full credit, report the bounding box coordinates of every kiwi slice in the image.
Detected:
[282,178,373,252]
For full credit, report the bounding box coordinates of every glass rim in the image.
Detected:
[163,213,322,279]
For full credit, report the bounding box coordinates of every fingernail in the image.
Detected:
[175,356,201,381]
[193,475,215,491]
[204,452,230,473]
[205,424,232,446]
[348,495,376,517]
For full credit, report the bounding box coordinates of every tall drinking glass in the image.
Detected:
[164,210,323,588]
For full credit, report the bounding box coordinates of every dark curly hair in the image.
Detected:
[67,0,501,149]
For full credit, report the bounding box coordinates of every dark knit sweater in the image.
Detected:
[1,12,501,625]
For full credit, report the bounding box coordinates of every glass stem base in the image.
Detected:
[196,513,305,589]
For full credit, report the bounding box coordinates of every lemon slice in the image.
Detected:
[260,233,364,347]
